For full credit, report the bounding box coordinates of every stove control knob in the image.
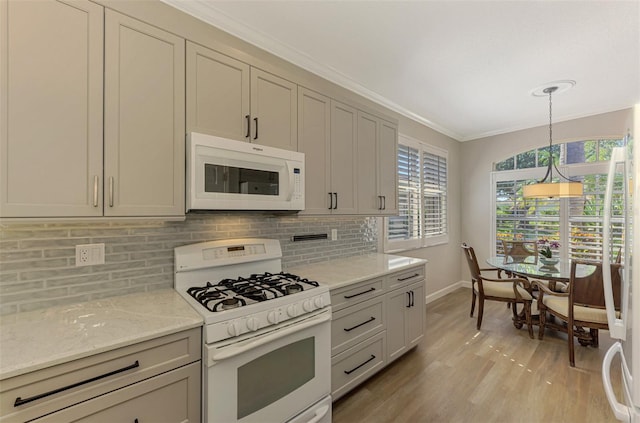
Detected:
[302,299,315,312]
[267,310,280,324]
[246,317,259,332]
[287,304,299,318]
[314,297,325,309]
[227,320,242,337]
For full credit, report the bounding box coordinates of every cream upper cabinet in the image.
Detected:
[186,41,250,141]
[0,2,184,218]
[104,9,185,217]
[298,88,331,214]
[378,119,398,214]
[186,43,297,151]
[330,100,358,214]
[250,68,298,151]
[356,111,398,215]
[0,0,104,217]
[298,89,357,214]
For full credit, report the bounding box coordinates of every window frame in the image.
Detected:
[490,160,618,260]
[383,134,449,253]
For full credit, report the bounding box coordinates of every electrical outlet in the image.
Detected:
[75,243,105,266]
[331,229,338,241]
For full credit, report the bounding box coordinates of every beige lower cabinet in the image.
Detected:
[331,331,386,401]
[386,280,425,363]
[32,362,200,423]
[329,264,425,400]
[0,328,201,423]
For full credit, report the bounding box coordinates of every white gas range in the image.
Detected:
[174,238,332,423]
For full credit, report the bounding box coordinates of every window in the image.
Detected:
[492,139,626,261]
[384,134,448,252]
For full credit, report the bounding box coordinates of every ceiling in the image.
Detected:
[161,0,640,142]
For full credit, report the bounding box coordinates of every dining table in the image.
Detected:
[485,256,597,291]
[486,256,570,283]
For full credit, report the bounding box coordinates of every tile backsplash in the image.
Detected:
[0,213,377,315]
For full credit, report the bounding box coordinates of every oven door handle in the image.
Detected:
[305,403,330,423]
[208,311,331,363]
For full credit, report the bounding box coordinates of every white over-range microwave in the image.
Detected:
[187,133,305,211]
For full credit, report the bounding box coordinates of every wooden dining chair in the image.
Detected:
[502,240,538,263]
[462,243,535,338]
[536,260,622,367]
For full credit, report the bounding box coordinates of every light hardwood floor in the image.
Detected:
[332,288,622,423]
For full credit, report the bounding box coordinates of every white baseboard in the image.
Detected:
[425,281,470,304]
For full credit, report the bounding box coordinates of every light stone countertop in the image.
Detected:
[0,289,203,380]
[286,253,427,290]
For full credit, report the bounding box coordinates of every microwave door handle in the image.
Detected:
[286,161,295,201]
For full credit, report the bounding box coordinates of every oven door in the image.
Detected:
[204,309,331,423]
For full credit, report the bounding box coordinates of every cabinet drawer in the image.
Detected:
[33,362,200,423]
[330,278,383,311]
[331,331,386,401]
[385,265,425,292]
[0,328,201,422]
[331,296,384,356]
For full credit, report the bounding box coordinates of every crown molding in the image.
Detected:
[160,0,463,141]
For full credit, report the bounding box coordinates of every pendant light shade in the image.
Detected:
[522,181,583,198]
[523,84,583,199]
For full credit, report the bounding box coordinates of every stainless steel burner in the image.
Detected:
[222,298,241,310]
[285,284,303,295]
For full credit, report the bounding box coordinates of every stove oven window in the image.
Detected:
[237,337,315,419]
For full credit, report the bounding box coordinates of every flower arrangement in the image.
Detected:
[537,238,560,258]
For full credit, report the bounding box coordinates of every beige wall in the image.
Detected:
[460,108,633,279]
[393,117,462,299]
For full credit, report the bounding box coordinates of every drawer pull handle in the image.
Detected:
[344,316,375,332]
[14,360,140,407]
[344,354,376,375]
[397,273,420,282]
[344,287,375,299]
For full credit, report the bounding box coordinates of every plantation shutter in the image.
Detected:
[388,144,420,240]
[423,150,447,237]
[495,178,560,254]
[568,172,624,261]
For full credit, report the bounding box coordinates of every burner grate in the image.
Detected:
[186,272,319,312]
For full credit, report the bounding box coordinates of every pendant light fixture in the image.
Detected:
[523,85,583,199]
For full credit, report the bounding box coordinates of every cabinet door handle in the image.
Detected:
[253,117,258,140]
[135,419,139,423]
[328,192,333,210]
[343,287,375,299]
[397,273,419,282]
[406,291,411,308]
[343,316,375,332]
[333,192,338,209]
[378,196,382,210]
[245,115,250,138]
[14,361,140,407]
[382,195,386,210]
[93,175,99,207]
[344,355,376,375]
[108,177,114,207]
[410,290,415,307]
